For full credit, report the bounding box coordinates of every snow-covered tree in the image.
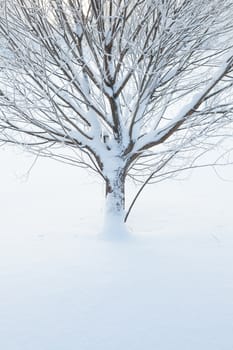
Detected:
[1,0,233,233]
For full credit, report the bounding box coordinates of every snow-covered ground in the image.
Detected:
[1,148,233,349]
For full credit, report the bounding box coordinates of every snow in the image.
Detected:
[1,148,233,349]
[101,209,130,240]
[134,53,233,153]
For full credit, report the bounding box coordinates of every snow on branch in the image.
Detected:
[0,0,233,183]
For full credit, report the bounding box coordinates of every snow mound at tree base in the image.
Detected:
[100,214,132,241]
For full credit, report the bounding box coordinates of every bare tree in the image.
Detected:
[1,0,233,232]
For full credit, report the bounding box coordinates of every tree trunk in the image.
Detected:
[102,167,128,237]
[105,167,125,219]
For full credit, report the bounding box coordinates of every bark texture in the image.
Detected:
[105,168,125,219]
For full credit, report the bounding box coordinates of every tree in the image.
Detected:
[0,0,233,233]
